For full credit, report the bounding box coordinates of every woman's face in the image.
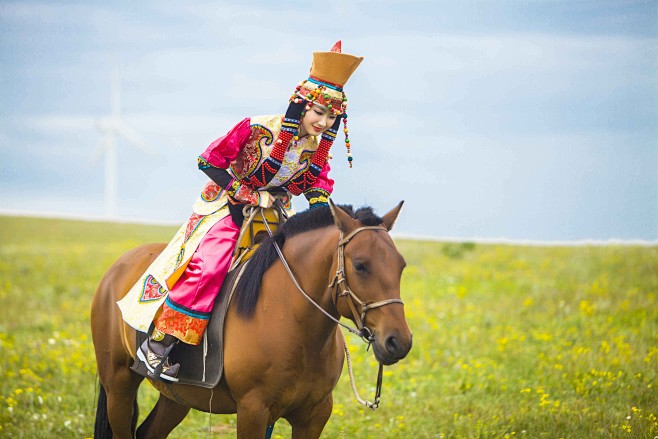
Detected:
[299,104,338,138]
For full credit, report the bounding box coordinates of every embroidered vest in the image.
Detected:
[193,115,325,216]
[230,115,326,194]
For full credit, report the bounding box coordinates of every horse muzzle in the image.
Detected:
[372,332,412,365]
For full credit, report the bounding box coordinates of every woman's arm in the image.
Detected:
[304,160,334,208]
[198,118,251,169]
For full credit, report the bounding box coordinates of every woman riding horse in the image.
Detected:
[116,41,363,382]
[92,200,411,438]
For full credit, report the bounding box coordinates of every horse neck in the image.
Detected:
[283,226,341,340]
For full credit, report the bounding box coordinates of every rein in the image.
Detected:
[258,206,402,410]
[329,225,404,340]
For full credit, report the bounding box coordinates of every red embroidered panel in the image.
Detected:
[184,213,205,242]
[154,303,209,345]
[200,181,221,202]
[140,275,167,302]
[231,125,273,178]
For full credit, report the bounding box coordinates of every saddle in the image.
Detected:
[131,205,287,388]
[230,204,288,270]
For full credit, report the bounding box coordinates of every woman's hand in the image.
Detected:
[228,182,274,208]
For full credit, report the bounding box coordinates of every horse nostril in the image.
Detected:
[385,335,401,356]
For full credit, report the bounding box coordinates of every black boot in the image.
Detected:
[137,328,181,382]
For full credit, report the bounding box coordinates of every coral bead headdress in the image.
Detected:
[247,41,363,193]
[292,40,363,168]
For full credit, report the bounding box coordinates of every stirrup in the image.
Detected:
[137,348,180,383]
[137,330,180,382]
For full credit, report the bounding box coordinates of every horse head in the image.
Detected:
[329,200,413,365]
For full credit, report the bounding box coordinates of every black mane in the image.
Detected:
[278,204,383,239]
[234,204,384,317]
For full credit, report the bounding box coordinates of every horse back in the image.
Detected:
[98,243,166,301]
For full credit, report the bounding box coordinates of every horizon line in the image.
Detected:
[1,208,656,248]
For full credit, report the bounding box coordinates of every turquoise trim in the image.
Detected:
[165,297,211,320]
[307,76,343,92]
[197,155,218,169]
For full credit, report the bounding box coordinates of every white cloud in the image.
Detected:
[2,1,656,239]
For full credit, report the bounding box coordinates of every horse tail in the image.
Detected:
[94,383,113,438]
[131,397,139,435]
[235,233,285,317]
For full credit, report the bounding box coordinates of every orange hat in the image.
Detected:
[309,40,363,88]
[293,41,363,112]
[245,42,363,192]
[288,41,363,168]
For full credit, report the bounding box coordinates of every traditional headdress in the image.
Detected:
[293,40,363,167]
[246,41,363,193]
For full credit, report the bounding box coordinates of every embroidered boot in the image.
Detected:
[137,328,181,382]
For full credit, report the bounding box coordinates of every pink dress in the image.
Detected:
[153,115,334,345]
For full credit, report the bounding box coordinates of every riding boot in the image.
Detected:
[137,328,181,382]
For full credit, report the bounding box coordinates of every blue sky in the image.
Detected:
[1,1,656,240]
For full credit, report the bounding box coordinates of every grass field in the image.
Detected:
[0,215,656,438]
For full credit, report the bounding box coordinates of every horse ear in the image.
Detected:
[329,199,357,233]
[382,200,404,231]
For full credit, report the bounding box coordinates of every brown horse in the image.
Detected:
[91,201,412,438]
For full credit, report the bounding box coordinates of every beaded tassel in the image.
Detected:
[341,92,352,168]
[292,82,354,168]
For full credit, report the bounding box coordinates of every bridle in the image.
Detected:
[328,225,404,342]
[262,209,404,341]
[259,206,405,409]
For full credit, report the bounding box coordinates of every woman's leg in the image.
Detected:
[139,214,240,381]
[156,214,240,345]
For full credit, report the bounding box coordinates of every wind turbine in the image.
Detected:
[92,68,155,219]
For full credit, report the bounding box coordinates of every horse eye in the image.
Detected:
[353,261,368,273]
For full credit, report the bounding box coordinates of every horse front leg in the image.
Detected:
[236,401,272,439]
[102,368,144,439]
[288,396,333,439]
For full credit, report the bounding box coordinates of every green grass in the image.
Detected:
[0,216,656,438]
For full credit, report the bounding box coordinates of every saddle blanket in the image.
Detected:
[131,262,248,388]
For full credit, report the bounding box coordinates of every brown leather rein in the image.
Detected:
[328,225,405,342]
[257,207,404,410]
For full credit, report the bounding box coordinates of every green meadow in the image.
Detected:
[0,215,656,438]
